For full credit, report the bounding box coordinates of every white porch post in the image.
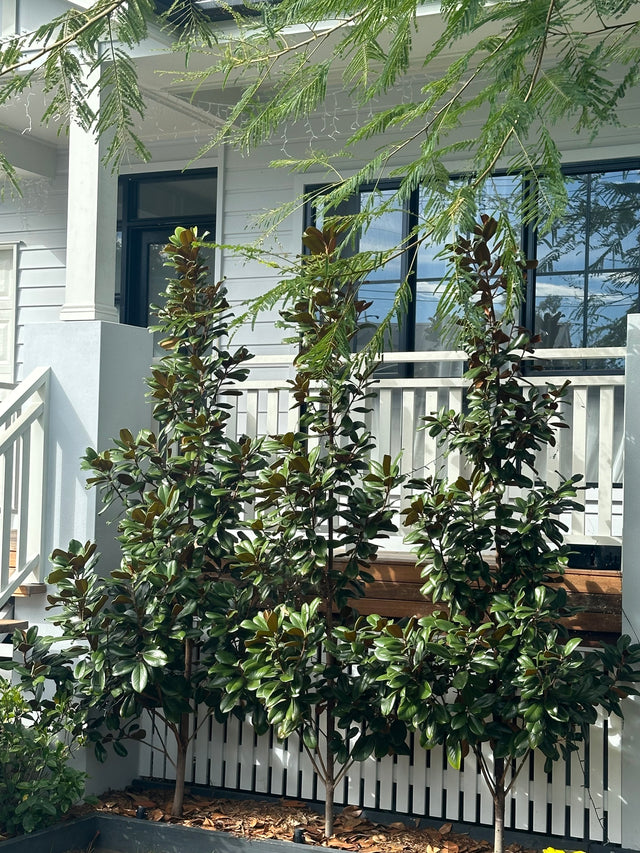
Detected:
[60,73,119,323]
[621,314,640,849]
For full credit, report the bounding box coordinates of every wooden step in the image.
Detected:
[13,583,46,597]
[0,619,28,633]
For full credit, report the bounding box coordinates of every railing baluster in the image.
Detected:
[17,427,30,572]
[0,444,12,593]
[598,386,615,537]
[571,386,588,537]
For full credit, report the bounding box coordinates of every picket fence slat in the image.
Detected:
[607,714,623,844]
[589,712,605,842]
[550,754,565,837]
[570,747,585,839]
[193,706,209,786]
[239,718,255,791]
[210,718,225,787]
[532,750,547,834]
[428,745,444,818]
[378,755,394,812]
[512,754,527,831]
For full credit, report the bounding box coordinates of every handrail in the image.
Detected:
[0,367,49,420]
[0,367,50,609]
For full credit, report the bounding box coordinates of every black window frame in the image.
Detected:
[305,158,640,375]
[117,167,217,328]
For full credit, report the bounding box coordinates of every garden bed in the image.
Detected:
[0,785,631,853]
[1,784,617,853]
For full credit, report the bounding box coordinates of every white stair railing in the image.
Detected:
[0,367,50,609]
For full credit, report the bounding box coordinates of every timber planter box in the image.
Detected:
[352,552,622,639]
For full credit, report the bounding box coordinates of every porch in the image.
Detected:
[0,345,625,630]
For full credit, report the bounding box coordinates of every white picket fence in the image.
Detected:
[138,706,622,843]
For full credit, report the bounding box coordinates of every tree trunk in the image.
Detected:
[493,757,505,853]
[325,741,335,838]
[171,711,190,817]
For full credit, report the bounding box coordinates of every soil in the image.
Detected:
[72,787,543,853]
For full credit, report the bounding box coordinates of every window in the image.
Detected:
[117,169,217,340]
[535,167,640,353]
[307,161,640,372]
[0,243,17,390]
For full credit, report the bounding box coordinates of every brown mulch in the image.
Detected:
[74,787,541,853]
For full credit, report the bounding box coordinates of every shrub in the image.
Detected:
[0,676,85,836]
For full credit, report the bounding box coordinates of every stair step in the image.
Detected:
[0,619,28,633]
[13,583,46,597]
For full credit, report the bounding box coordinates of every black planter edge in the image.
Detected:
[133,778,630,853]
[0,813,331,853]
[0,805,632,853]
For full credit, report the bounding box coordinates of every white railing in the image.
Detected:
[0,367,50,608]
[231,347,625,547]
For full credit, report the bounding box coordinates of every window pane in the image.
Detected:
[415,175,521,343]
[586,273,638,347]
[415,279,445,350]
[477,175,521,225]
[354,191,405,353]
[588,170,640,271]
[358,191,403,281]
[535,274,583,347]
[535,169,640,352]
[136,176,217,220]
[537,175,587,273]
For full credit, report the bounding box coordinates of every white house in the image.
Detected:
[1,0,640,846]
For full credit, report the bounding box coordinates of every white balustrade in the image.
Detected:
[230,348,625,548]
[0,367,49,608]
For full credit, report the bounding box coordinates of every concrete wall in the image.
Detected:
[15,320,154,631]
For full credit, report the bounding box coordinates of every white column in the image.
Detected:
[621,314,640,849]
[60,73,119,323]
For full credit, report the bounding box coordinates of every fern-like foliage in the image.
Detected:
[1,0,639,352]
[177,0,639,346]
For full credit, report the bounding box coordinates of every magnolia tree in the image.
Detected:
[350,216,640,853]
[226,226,407,837]
[9,228,266,818]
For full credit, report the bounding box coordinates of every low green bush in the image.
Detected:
[0,676,86,836]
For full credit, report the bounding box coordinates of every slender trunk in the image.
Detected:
[493,756,505,853]
[325,712,335,838]
[172,637,193,818]
[171,711,189,817]
[323,493,336,839]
